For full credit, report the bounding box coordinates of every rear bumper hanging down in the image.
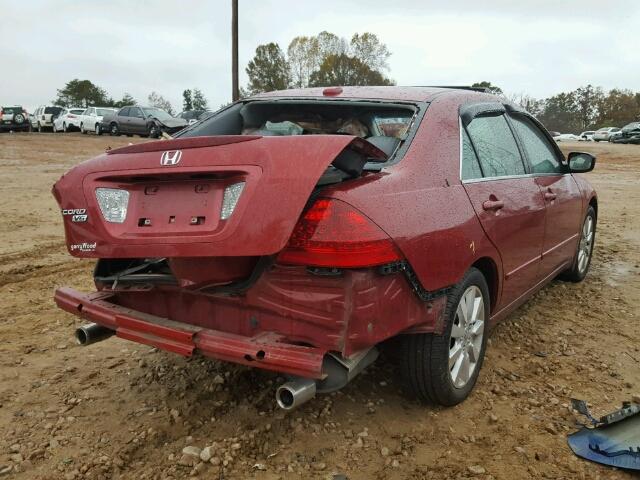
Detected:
[54,287,326,379]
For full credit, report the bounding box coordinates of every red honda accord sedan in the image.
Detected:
[52,86,597,409]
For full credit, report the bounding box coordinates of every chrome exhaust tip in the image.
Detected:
[276,378,317,410]
[75,323,114,346]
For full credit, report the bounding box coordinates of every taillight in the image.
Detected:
[277,198,401,268]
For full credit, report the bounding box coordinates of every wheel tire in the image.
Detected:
[399,267,489,406]
[38,123,42,133]
[148,124,160,139]
[63,122,68,133]
[95,124,102,136]
[53,123,58,133]
[110,123,119,136]
[81,123,86,134]
[560,206,596,282]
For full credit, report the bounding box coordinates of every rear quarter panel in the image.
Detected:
[329,94,503,296]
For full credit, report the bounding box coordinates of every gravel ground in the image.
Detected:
[0,133,638,479]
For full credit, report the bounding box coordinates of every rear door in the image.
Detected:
[508,114,583,277]
[128,107,145,134]
[117,107,130,133]
[461,110,547,310]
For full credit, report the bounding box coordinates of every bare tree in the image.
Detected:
[147,91,174,115]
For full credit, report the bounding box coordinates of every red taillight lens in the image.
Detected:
[277,198,401,268]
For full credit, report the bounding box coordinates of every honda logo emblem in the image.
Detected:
[161,150,182,166]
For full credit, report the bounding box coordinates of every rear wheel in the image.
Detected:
[560,206,596,282]
[399,267,489,406]
[81,123,86,134]
[110,123,119,136]
[52,123,58,133]
[63,122,68,133]
[95,123,102,135]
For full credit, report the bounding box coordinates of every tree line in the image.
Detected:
[244,31,394,95]
[511,86,640,132]
[53,37,640,134]
[53,79,208,115]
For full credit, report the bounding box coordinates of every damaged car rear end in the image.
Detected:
[53,87,598,410]
[52,93,444,409]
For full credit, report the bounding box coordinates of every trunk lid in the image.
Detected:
[52,135,385,261]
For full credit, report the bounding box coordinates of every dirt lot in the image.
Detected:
[0,133,638,480]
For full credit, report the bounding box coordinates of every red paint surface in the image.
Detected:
[52,87,596,378]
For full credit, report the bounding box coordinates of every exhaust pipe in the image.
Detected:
[275,347,379,410]
[276,378,317,410]
[75,323,114,346]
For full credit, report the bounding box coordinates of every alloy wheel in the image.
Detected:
[449,286,485,389]
[578,215,594,274]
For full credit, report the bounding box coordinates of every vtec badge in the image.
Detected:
[62,208,88,223]
[161,150,182,166]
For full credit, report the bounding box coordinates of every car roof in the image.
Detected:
[252,86,496,103]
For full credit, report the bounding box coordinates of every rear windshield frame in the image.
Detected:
[176,97,429,168]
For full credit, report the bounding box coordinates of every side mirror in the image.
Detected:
[567,152,596,173]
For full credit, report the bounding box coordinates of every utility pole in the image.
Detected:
[231,0,239,101]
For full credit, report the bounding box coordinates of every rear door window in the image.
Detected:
[461,127,483,180]
[119,107,130,117]
[466,115,526,178]
[510,116,563,174]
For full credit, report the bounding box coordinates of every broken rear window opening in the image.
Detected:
[176,99,424,166]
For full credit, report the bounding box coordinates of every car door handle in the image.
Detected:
[544,192,557,201]
[482,200,504,211]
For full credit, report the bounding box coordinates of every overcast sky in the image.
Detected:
[2,0,639,112]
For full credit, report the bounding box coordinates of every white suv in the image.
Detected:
[53,108,86,133]
[78,107,117,135]
[31,106,64,132]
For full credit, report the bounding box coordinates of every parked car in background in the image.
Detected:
[78,107,117,135]
[0,106,30,132]
[101,106,188,138]
[593,127,620,142]
[554,133,580,142]
[609,130,624,142]
[579,131,595,141]
[612,122,640,144]
[53,108,86,133]
[53,86,598,409]
[177,110,209,125]
[31,106,63,132]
